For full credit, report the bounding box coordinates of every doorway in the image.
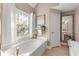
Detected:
[61,15,75,44]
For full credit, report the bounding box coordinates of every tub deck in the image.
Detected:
[2,37,47,56]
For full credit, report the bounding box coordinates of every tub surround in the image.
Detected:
[1,37,47,56]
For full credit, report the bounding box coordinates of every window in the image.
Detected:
[16,9,30,39]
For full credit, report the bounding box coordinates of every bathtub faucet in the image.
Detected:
[16,47,20,56]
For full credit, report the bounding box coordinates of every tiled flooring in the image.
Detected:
[42,45,69,56]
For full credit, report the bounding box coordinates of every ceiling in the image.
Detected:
[52,3,79,12]
[28,3,79,12]
[28,3,37,8]
[28,3,59,8]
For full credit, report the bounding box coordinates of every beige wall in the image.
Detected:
[15,3,33,14]
[75,7,79,41]
[35,4,52,38]
[35,4,50,27]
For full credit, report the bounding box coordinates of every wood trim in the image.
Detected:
[60,13,62,42]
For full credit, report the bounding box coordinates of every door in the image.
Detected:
[49,12,60,48]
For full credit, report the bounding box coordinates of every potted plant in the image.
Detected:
[41,25,46,34]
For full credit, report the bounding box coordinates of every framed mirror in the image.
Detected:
[37,15,45,26]
[61,15,75,42]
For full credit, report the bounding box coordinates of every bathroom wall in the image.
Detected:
[35,3,50,36]
[75,6,79,41]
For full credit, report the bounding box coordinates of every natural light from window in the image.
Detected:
[16,9,30,39]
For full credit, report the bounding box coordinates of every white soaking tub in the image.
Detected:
[2,37,47,56]
[68,40,79,56]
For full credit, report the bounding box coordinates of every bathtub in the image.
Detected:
[2,37,47,56]
[68,40,79,56]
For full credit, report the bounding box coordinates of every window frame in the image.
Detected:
[16,8,30,40]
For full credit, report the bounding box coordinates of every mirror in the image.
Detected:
[37,15,45,26]
[62,15,74,42]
